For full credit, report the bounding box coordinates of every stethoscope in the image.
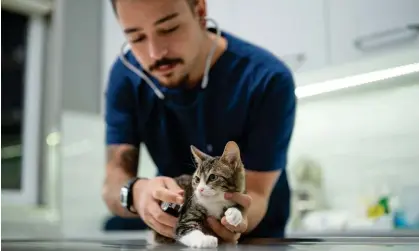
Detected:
[118,17,221,100]
[118,17,222,154]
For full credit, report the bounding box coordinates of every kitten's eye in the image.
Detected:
[194,176,200,183]
[208,174,217,182]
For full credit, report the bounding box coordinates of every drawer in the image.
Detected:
[327,0,419,66]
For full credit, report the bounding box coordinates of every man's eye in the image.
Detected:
[161,25,179,34]
[131,35,145,43]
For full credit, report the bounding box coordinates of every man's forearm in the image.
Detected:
[102,144,142,218]
[243,169,281,234]
[244,191,269,234]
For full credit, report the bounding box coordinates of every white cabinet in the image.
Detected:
[328,0,419,66]
[207,0,328,75]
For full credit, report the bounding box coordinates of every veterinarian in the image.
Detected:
[102,0,296,242]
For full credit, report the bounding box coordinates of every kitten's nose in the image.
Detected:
[199,188,204,193]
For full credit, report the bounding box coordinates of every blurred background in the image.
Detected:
[2,0,419,240]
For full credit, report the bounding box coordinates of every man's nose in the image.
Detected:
[148,38,168,60]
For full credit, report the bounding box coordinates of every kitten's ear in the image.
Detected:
[190,145,210,166]
[221,141,241,166]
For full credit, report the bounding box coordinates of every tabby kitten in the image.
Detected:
[152,141,246,248]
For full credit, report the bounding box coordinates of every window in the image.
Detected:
[1,7,47,205]
[1,9,28,191]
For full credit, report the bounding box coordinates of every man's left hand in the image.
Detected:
[207,192,252,243]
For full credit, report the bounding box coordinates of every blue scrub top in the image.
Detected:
[105,28,297,239]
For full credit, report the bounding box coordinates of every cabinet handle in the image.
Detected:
[354,24,419,51]
[281,53,306,71]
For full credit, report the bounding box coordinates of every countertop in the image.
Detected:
[2,236,419,251]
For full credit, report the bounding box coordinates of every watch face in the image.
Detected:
[120,187,128,208]
[161,201,170,211]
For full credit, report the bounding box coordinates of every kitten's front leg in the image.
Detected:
[175,210,218,248]
[224,207,243,227]
[177,228,218,248]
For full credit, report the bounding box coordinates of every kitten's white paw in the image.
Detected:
[146,231,158,246]
[225,207,243,227]
[179,230,218,248]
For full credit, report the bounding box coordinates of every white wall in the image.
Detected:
[101,1,133,113]
[60,112,158,237]
[101,1,125,106]
[288,78,419,209]
[59,0,156,237]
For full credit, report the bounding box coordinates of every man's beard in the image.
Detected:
[149,57,194,88]
[163,72,191,89]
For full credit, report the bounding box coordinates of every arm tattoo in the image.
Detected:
[107,145,139,176]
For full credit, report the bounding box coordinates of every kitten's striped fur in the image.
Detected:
[152,141,246,248]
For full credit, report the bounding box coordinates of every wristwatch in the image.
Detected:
[120,177,140,214]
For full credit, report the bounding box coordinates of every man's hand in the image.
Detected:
[207,192,252,243]
[134,176,184,238]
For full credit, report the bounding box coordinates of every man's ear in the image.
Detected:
[220,141,241,166]
[194,0,207,27]
[191,145,211,166]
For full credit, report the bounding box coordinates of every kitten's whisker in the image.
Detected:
[184,158,197,169]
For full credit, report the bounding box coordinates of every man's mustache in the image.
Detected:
[149,58,184,72]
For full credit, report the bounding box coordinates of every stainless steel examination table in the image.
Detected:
[3,236,419,251]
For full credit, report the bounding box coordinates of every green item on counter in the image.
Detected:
[378,196,390,214]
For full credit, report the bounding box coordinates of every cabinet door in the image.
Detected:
[328,0,419,66]
[207,0,328,76]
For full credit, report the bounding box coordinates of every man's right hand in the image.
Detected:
[133,176,184,238]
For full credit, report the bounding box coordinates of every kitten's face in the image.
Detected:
[190,141,245,201]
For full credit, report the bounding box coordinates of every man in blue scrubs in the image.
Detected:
[103,0,296,242]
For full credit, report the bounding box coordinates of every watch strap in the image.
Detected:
[120,177,140,214]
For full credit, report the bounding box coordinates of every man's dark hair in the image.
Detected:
[110,0,198,15]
